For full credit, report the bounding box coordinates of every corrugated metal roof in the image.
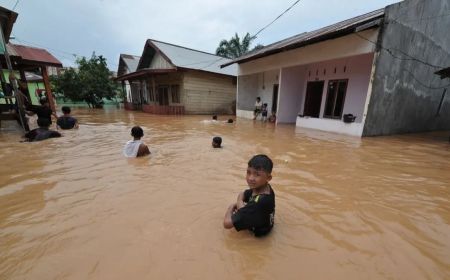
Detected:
[142,39,237,76]
[117,53,140,76]
[0,6,18,43]
[221,8,385,67]
[7,43,62,67]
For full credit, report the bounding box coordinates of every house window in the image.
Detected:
[324,79,348,119]
[171,85,180,103]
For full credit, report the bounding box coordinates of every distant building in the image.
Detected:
[223,0,450,136]
[117,39,237,115]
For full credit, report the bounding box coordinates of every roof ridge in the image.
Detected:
[147,38,229,59]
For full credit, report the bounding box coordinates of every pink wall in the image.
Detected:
[298,53,375,122]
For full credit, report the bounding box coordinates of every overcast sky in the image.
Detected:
[0,0,401,71]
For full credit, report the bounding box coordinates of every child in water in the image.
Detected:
[212,136,222,148]
[123,126,151,157]
[223,154,275,237]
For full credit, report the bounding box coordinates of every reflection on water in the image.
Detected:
[1,107,449,280]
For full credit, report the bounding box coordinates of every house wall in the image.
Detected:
[236,69,279,119]
[363,0,450,136]
[278,66,306,123]
[149,53,175,69]
[183,71,236,114]
[296,53,375,136]
[239,29,378,76]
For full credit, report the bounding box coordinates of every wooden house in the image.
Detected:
[117,39,237,115]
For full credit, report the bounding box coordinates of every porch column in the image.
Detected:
[41,66,56,112]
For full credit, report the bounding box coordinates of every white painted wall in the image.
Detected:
[296,116,365,136]
[239,29,378,76]
[237,69,280,119]
[278,66,306,123]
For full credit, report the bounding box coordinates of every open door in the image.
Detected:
[272,84,279,113]
[303,81,324,118]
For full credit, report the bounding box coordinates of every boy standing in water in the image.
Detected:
[57,106,78,129]
[223,154,275,237]
[123,126,151,157]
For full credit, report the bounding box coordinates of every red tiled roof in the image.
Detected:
[7,43,63,67]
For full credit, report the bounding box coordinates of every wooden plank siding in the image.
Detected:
[182,71,236,114]
[149,52,175,70]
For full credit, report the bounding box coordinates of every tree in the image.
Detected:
[52,53,118,108]
[215,33,263,59]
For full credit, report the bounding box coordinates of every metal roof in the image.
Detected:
[0,6,18,43]
[117,53,140,76]
[7,43,62,67]
[221,8,385,67]
[139,39,237,76]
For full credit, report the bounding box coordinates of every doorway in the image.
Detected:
[272,84,279,113]
[158,86,169,105]
[303,81,324,118]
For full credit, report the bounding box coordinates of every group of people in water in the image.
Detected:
[122,122,275,237]
[23,101,78,142]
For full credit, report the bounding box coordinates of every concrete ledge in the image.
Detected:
[296,116,363,137]
[237,109,254,119]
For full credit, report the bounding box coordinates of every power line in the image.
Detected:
[353,32,445,69]
[251,0,302,39]
[12,0,20,10]
[353,34,450,90]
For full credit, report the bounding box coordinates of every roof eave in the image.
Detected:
[221,15,383,68]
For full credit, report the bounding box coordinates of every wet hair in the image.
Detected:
[227,119,233,123]
[39,96,49,105]
[248,154,273,173]
[37,118,51,128]
[212,136,222,147]
[212,115,218,120]
[62,106,71,114]
[131,126,144,138]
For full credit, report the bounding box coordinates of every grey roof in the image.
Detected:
[142,39,237,76]
[118,54,140,76]
[222,8,385,67]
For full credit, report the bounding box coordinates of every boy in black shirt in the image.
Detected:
[223,154,275,237]
[24,118,61,142]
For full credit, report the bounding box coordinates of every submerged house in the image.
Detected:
[117,39,237,115]
[223,0,450,136]
[117,53,140,110]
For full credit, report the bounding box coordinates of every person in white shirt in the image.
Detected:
[123,126,150,157]
[253,97,262,120]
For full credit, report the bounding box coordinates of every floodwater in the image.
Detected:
[0,107,449,280]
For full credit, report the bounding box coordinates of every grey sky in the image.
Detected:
[0,0,401,71]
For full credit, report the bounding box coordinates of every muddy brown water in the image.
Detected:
[0,107,449,280]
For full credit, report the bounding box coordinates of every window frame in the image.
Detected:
[323,79,348,119]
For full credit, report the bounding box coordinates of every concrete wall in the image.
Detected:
[236,69,279,118]
[363,0,450,136]
[239,29,378,76]
[278,65,306,123]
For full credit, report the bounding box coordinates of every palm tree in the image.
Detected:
[216,33,262,59]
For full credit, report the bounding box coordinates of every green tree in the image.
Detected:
[52,53,118,108]
[216,33,263,59]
